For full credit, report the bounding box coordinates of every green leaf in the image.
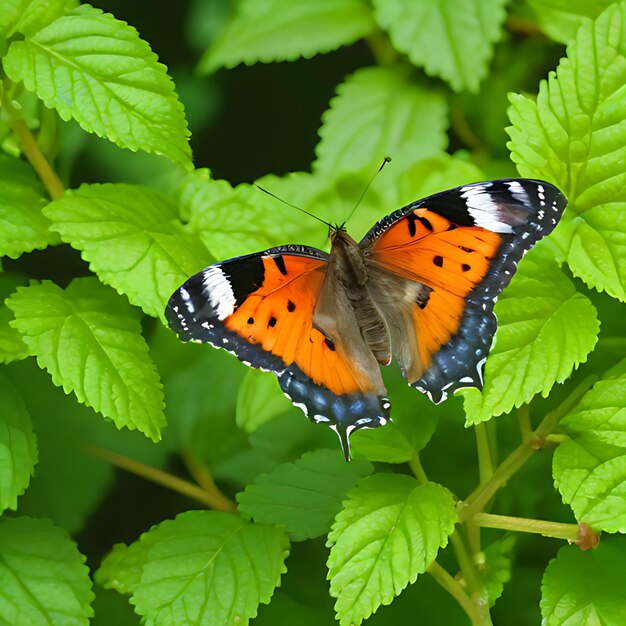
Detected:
[0,372,37,513]
[198,0,375,73]
[553,366,626,532]
[327,474,457,626]
[44,183,211,320]
[0,0,67,37]
[507,2,626,301]
[541,538,626,625]
[92,587,139,626]
[526,0,615,44]
[372,0,508,92]
[0,516,94,625]
[237,449,374,541]
[96,539,157,596]
[314,66,448,176]
[0,152,58,259]
[3,4,192,169]
[482,536,515,607]
[236,369,293,433]
[0,273,29,364]
[6,278,165,441]
[129,511,290,625]
[462,248,599,424]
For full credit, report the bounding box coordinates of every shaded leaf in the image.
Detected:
[0,0,67,37]
[0,273,29,364]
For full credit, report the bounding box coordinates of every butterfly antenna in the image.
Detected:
[255,185,333,229]
[342,156,392,227]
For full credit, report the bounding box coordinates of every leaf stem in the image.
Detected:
[475,423,495,485]
[365,31,398,65]
[88,445,237,513]
[428,561,480,624]
[517,404,532,441]
[473,512,579,541]
[408,454,429,484]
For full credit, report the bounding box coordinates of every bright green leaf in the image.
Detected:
[237,449,373,540]
[0,0,67,37]
[482,536,515,607]
[0,273,29,364]
[314,66,448,176]
[327,474,457,626]
[507,2,626,301]
[0,372,37,513]
[541,538,626,625]
[373,0,508,92]
[0,152,58,259]
[129,511,290,625]
[6,278,166,441]
[198,0,375,73]
[96,538,157,596]
[237,369,293,433]
[462,248,599,424]
[3,4,192,168]
[0,516,94,625]
[44,183,211,320]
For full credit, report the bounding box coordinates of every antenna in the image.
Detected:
[342,156,392,227]
[255,185,333,229]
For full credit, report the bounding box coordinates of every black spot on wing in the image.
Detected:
[273,255,288,275]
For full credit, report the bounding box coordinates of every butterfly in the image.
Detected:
[166,179,566,458]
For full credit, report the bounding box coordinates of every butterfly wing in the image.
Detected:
[361,179,567,402]
[166,245,390,452]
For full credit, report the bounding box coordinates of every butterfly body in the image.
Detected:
[167,179,566,458]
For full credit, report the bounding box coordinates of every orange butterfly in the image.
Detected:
[167,179,566,458]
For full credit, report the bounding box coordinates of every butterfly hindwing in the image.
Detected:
[362,179,567,402]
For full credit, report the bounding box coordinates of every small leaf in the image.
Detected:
[44,183,211,320]
[314,66,448,176]
[3,4,192,168]
[327,474,457,626]
[482,536,515,607]
[0,0,67,37]
[0,516,94,625]
[237,449,374,541]
[462,248,599,424]
[7,278,165,441]
[373,0,508,92]
[541,538,626,625]
[96,539,156,596]
[198,0,375,73]
[0,152,58,259]
[507,2,626,301]
[236,369,293,433]
[0,372,37,513]
[129,511,290,625]
[0,273,29,364]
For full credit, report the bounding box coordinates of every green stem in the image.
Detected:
[518,404,532,442]
[475,423,495,485]
[408,454,429,484]
[365,31,398,65]
[473,512,579,541]
[428,561,480,624]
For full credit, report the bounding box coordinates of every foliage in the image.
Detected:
[0,0,624,625]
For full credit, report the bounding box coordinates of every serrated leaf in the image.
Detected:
[6,278,165,441]
[327,474,457,626]
[526,0,614,44]
[236,369,293,433]
[462,248,599,424]
[237,449,373,540]
[541,539,626,625]
[198,0,375,73]
[129,511,290,625]
[0,372,37,513]
[482,536,515,607]
[314,66,448,176]
[96,538,157,596]
[44,183,211,320]
[3,4,192,168]
[553,366,626,532]
[0,152,58,259]
[0,516,94,625]
[0,0,67,37]
[507,2,626,301]
[373,0,508,92]
[0,273,29,363]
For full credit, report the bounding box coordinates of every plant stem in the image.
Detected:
[408,454,429,484]
[365,30,398,65]
[475,423,495,485]
[517,404,532,441]
[428,561,480,624]
[473,512,579,541]
[88,445,237,513]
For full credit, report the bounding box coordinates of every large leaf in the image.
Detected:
[126,511,289,625]
[44,183,211,320]
[508,2,626,301]
[541,539,626,625]
[462,248,599,424]
[0,516,94,625]
[3,4,192,168]
[0,152,58,259]
[0,0,68,37]
[314,66,448,176]
[6,278,165,441]
[0,273,29,364]
[198,0,375,73]
[553,365,626,532]
[327,474,457,626]
[237,449,373,541]
[0,372,37,513]
[372,0,508,92]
